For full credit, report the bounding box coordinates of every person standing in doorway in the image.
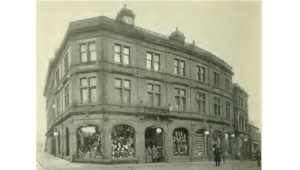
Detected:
[152,145,158,163]
[214,146,221,167]
[255,149,261,167]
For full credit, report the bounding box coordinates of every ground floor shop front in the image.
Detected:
[45,113,236,164]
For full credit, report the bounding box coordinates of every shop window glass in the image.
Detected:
[77,126,103,159]
[195,129,206,157]
[111,125,135,159]
[172,128,188,156]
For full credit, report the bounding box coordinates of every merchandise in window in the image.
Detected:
[195,129,206,157]
[77,126,103,159]
[172,128,188,156]
[111,125,135,159]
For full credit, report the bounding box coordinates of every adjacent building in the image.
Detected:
[232,84,250,159]
[43,6,256,164]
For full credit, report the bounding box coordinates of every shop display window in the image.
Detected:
[224,133,230,155]
[111,124,135,159]
[77,126,103,159]
[195,129,206,157]
[172,128,189,156]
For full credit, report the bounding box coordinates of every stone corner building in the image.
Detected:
[43,6,255,164]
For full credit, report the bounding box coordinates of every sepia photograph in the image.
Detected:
[36,1,261,170]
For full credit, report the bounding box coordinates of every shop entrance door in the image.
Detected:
[51,137,56,156]
[145,127,164,163]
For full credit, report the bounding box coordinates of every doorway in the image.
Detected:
[145,127,164,162]
[51,137,56,156]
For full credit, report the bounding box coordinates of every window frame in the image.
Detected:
[173,59,186,76]
[113,44,130,65]
[174,88,186,111]
[213,96,221,116]
[79,41,96,63]
[196,65,206,82]
[196,92,206,113]
[147,83,161,107]
[213,72,220,87]
[146,52,160,71]
[114,78,132,105]
[79,76,97,104]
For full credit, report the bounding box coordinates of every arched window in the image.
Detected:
[172,128,189,156]
[77,125,103,159]
[111,124,135,159]
[195,129,206,157]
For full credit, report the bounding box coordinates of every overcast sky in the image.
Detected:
[37,1,261,144]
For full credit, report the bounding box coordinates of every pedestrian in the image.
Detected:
[146,146,152,163]
[255,149,261,167]
[152,145,159,163]
[214,146,221,167]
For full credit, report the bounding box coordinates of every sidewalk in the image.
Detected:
[37,151,260,170]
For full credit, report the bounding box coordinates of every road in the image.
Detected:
[37,151,260,170]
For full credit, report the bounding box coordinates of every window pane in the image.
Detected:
[124,89,130,104]
[202,94,206,100]
[124,80,130,88]
[174,59,178,66]
[123,55,129,65]
[154,85,160,93]
[181,98,186,110]
[81,52,87,62]
[115,89,121,103]
[90,51,96,61]
[114,44,121,53]
[147,93,153,106]
[180,61,185,68]
[154,54,159,61]
[175,88,180,95]
[147,84,153,91]
[90,88,96,102]
[77,126,103,158]
[154,62,159,71]
[81,88,88,103]
[89,77,96,86]
[123,47,130,55]
[114,53,121,63]
[175,97,180,109]
[80,44,87,52]
[155,94,160,107]
[146,53,152,60]
[180,89,185,96]
[174,67,178,74]
[80,78,88,87]
[89,42,96,51]
[146,60,152,69]
[180,68,185,76]
[115,79,121,87]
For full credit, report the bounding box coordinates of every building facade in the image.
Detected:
[248,124,261,160]
[44,6,250,164]
[232,84,250,160]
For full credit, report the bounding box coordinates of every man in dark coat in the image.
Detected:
[214,146,221,167]
[255,149,261,167]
